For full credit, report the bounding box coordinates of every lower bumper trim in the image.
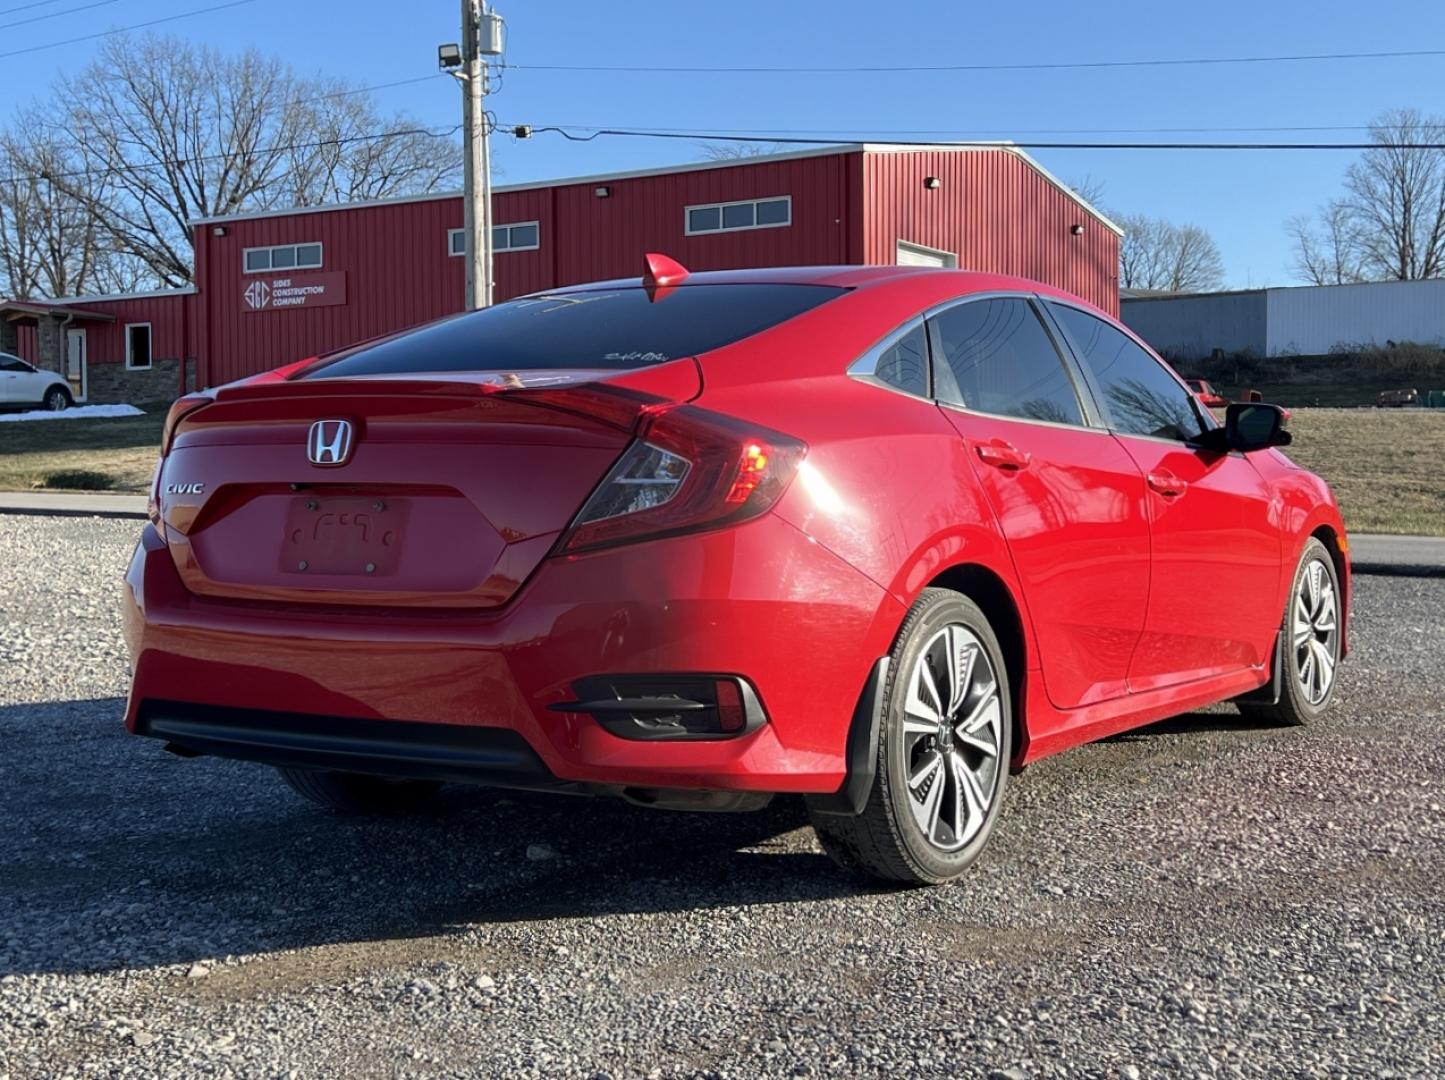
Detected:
[134,700,582,793]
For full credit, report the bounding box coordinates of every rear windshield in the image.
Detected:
[304,283,844,378]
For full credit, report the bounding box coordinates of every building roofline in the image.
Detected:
[1123,277,1445,303]
[187,141,1122,235]
[1123,287,1267,303]
[0,299,118,322]
[45,285,197,305]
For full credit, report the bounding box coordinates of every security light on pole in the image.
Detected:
[442,1,503,310]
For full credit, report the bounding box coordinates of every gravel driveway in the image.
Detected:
[2,515,1441,1079]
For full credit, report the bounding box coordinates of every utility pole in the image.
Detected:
[449,0,503,309]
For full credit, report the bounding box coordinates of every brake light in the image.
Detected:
[159,393,214,455]
[149,393,214,532]
[560,406,806,553]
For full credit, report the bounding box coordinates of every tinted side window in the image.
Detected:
[928,298,1084,426]
[1048,303,1205,442]
[868,323,929,397]
[0,355,29,372]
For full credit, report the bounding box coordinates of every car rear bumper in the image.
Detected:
[122,516,902,795]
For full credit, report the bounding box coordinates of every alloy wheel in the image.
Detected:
[901,624,1003,851]
[1293,558,1338,706]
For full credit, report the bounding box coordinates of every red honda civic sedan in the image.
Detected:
[122,259,1349,884]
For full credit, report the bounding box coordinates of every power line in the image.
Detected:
[0,0,74,15]
[0,0,255,61]
[0,0,118,31]
[523,121,1387,138]
[520,126,1445,151]
[0,123,462,187]
[503,45,1445,75]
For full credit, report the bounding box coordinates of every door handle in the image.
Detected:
[975,441,1031,472]
[1147,471,1188,498]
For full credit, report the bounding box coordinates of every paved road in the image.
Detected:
[1,516,1442,1079]
[1349,533,1445,576]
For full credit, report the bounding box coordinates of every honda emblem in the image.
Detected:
[307,419,354,466]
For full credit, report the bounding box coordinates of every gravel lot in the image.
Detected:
[1,514,1442,1079]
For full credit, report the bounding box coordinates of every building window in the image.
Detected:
[684,196,791,236]
[448,221,542,256]
[125,323,152,371]
[243,242,323,274]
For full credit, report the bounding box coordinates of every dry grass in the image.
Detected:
[1283,409,1445,536]
[0,409,164,494]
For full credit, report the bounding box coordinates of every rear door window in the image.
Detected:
[1047,303,1206,442]
[928,297,1085,426]
[306,284,844,378]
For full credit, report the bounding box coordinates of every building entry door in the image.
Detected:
[65,328,87,401]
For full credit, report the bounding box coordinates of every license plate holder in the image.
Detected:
[282,496,406,576]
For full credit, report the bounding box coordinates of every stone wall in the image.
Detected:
[86,359,181,404]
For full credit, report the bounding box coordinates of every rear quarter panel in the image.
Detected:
[1250,448,1351,653]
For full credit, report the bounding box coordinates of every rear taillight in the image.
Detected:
[160,393,214,456]
[559,406,806,553]
[149,393,215,530]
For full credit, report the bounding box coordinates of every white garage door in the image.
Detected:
[896,241,958,268]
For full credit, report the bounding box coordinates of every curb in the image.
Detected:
[4,505,1444,579]
[1350,562,1445,580]
[0,505,148,521]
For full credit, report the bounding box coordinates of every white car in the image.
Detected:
[0,353,72,411]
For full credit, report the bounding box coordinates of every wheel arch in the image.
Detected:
[922,562,1032,768]
[1308,522,1350,657]
[808,556,1036,818]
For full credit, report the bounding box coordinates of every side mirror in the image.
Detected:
[1225,402,1292,452]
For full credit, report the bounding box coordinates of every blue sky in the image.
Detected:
[5,0,1445,287]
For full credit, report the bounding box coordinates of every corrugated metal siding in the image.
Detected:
[550,154,851,283]
[862,149,1119,315]
[197,196,466,386]
[198,154,855,385]
[1121,291,1268,361]
[12,292,194,389]
[66,147,1113,388]
[66,293,196,367]
[1265,279,1445,356]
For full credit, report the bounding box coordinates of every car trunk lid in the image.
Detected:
[156,362,701,608]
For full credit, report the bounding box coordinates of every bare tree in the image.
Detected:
[1066,175,1107,206]
[1115,211,1225,292]
[0,111,124,298]
[278,77,463,205]
[1287,200,1366,285]
[1342,107,1445,280]
[47,34,460,289]
[697,142,788,162]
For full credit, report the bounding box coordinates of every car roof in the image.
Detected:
[538,264,1087,302]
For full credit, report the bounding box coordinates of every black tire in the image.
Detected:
[1239,537,1341,727]
[276,767,442,813]
[810,588,1013,885]
[43,386,70,412]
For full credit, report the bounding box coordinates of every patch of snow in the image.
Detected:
[0,404,145,423]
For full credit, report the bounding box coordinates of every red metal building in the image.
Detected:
[7,144,1119,403]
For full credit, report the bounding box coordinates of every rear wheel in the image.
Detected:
[1239,537,1341,726]
[276,767,442,813]
[43,386,70,412]
[810,588,1012,885]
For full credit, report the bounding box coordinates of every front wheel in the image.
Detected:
[43,386,70,412]
[810,588,1012,885]
[1239,537,1342,726]
[276,767,442,813]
